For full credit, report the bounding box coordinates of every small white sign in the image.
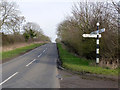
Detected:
[82,34,101,38]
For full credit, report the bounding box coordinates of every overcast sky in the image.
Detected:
[12,0,119,42]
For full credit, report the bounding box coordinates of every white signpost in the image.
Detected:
[90,28,105,34]
[82,34,101,38]
[82,22,105,64]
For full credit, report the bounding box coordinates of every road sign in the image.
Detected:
[82,34,101,38]
[82,22,105,64]
[90,28,105,34]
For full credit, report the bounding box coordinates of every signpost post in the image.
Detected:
[96,22,100,64]
[82,22,105,64]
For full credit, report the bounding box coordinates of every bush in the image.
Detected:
[2,34,25,46]
[57,2,118,61]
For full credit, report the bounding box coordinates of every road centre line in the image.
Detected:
[26,59,36,67]
[43,50,46,52]
[0,72,19,85]
[38,53,42,57]
[38,48,47,58]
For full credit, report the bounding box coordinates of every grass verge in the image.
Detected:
[2,43,44,60]
[57,43,118,76]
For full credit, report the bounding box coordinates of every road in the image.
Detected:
[1,43,60,88]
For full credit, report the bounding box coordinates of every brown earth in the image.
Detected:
[58,69,119,88]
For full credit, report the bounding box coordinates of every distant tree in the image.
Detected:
[23,22,40,32]
[23,22,40,41]
[29,29,37,39]
[23,32,29,42]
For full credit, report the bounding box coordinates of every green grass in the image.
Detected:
[2,43,44,60]
[57,43,118,76]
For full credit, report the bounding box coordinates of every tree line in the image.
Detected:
[0,0,51,46]
[56,2,119,62]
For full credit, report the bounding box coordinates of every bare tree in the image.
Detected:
[23,22,42,33]
[23,22,43,41]
[57,2,118,60]
[23,22,51,42]
[112,0,120,14]
[0,0,24,34]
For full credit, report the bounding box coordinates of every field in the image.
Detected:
[2,43,44,60]
[57,43,118,76]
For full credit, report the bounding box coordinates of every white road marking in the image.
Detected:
[26,59,36,67]
[38,54,42,57]
[0,72,19,85]
[38,48,47,58]
[43,50,46,52]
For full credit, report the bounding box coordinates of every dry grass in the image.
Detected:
[2,43,44,60]
[2,41,44,52]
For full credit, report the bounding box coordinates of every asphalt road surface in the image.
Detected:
[1,43,60,88]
